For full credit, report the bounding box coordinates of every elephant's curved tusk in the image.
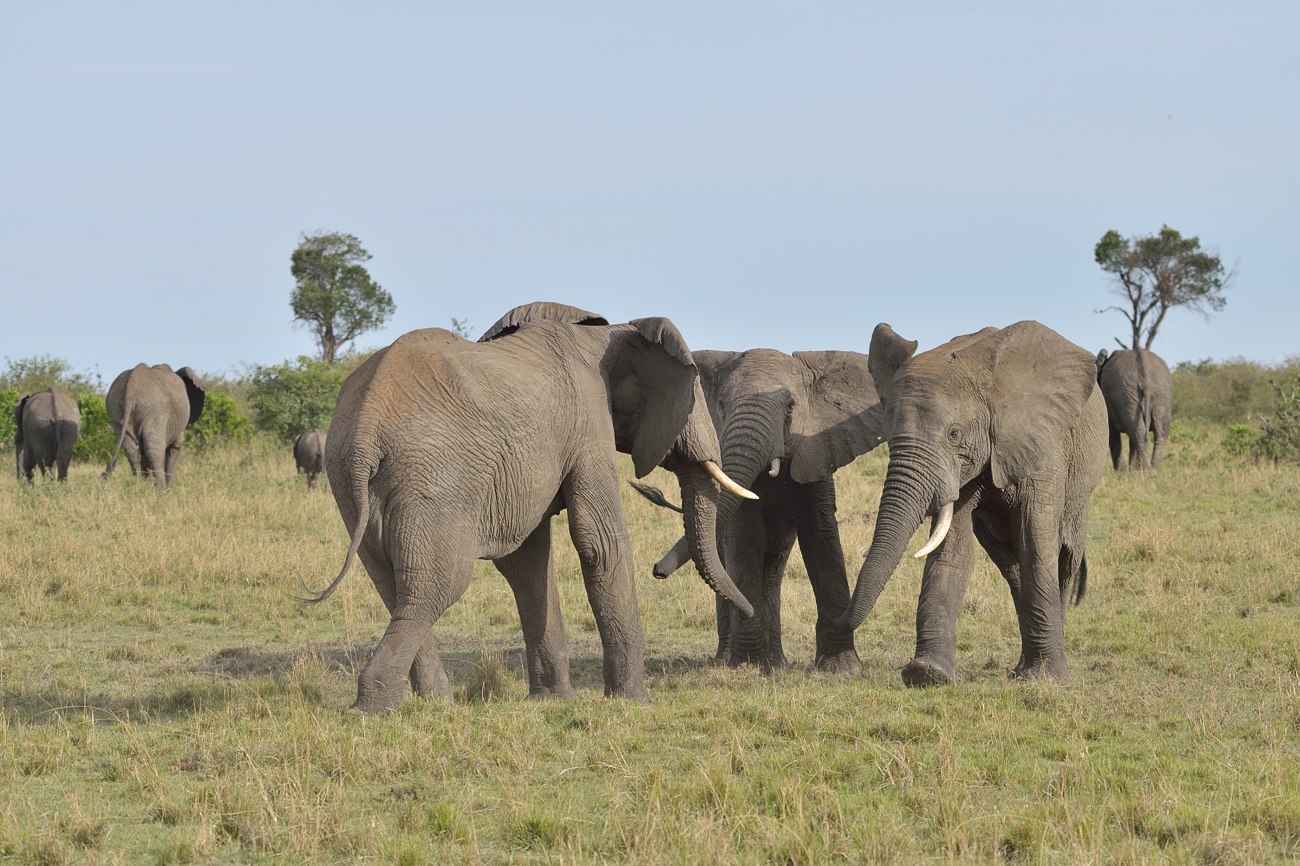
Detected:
[913,501,954,559]
[768,457,781,477]
[703,460,759,500]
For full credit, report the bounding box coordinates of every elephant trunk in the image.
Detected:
[675,462,755,618]
[833,441,943,634]
[653,398,783,578]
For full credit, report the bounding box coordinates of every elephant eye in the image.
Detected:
[947,425,963,444]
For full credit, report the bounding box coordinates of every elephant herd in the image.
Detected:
[13,301,1175,714]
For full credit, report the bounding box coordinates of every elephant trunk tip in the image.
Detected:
[831,612,857,636]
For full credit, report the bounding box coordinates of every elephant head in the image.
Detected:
[472,303,757,616]
[835,321,1098,633]
[651,349,885,577]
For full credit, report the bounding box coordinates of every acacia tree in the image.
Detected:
[290,231,395,362]
[1094,225,1233,350]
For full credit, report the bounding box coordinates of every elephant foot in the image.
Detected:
[526,685,575,700]
[409,654,453,703]
[352,672,409,714]
[815,648,861,675]
[901,658,954,688]
[1010,656,1068,682]
[728,648,783,673]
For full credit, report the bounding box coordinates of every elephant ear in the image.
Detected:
[1095,349,1109,380]
[13,394,30,446]
[788,351,886,483]
[960,321,1097,489]
[618,317,701,478]
[867,324,919,408]
[478,301,609,342]
[176,367,206,426]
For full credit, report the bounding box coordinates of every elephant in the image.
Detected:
[311,302,757,713]
[638,348,886,673]
[14,389,80,484]
[832,321,1108,686]
[102,363,206,489]
[293,430,327,490]
[1095,348,1172,471]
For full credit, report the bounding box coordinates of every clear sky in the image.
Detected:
[3,2,1296,381]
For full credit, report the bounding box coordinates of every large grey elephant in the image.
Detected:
[1095,348,1172,471]
[293,430,327,490]
[312,303,756,713]
[833,321,1107,686]
[14,389,80,484]
[102,364,206,489]
[640,348,885,673]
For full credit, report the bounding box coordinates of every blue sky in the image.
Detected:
[2,2,1296,380]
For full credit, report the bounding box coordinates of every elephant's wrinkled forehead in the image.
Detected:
[889,362,980,428]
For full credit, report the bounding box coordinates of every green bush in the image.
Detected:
[0,355,101,397]
[0,387,18,455]
[1172,357,1278,424]
[1221,424,1259,459]
[246,356,349,443]
[1256,368,1300,463]
[186,391,251,452]
[73,394,117,464]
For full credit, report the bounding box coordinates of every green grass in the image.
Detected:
[2,427,1299,864]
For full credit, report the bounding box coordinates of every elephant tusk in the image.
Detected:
[703,461,759,500]
[913,501,954,559]
[768,457,781,477]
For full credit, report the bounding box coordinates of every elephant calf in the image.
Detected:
[14,389,80,484]
[293,430,326,490]
[1095,348,1172,471]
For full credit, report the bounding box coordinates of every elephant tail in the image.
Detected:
[300,454,374,604]
[101,400,134,480]
[1073,553,1088,606]
[628,481,684,513]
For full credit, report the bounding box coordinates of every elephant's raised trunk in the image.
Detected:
[833,442,943,634]
[676,462,754,617]
[654,398,782,578]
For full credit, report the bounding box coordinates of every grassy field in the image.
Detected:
[2,426,1298,864]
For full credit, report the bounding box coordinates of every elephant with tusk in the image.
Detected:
[313,302,756,713]
[833,321,1108,687]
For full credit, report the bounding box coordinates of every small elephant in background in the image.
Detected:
[294,430,327,489]
[642,348,885,673]
[103,363,206,489]
[835,321,1108,686]
[1095,348,1172,471]
[14,389,80,484]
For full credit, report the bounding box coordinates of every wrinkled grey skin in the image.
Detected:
[645,349,885,673]
[102,364,206,489]
[833,321,1107,687]
[1095,348,1172,471]
[293,430,327,490]
[14,389,80,484]
[317,305,753,713]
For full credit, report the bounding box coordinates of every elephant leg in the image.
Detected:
[713,595,731,665]
[563,461,646,699]
[493,518,573,699]
[354,517,473,713]
[760,505,797,670]
[973,506,1026,672]
[163,441,182,488]
[1108,426,1123,471]
[722,499,773,669]
[1009,500,1070,681]
[19,448,34,486]
[1128,424,1148,471]
[793,479,860,674]
[903,503,976,687]
[1151,413,1170,469]
[306,471,318,491]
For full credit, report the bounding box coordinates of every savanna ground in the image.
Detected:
[1,425,1298,864]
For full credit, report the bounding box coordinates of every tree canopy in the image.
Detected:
[1094,226,1232,350]
[290,232,395,363]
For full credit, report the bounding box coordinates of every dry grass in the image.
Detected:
[1,427,1298,863]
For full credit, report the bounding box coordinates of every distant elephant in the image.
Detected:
[14,389,80,484]
[640,348,885,673]
[293,430,327,490]
[102,363,206,489]
[1095,348,1172,471]
[833,321,1107,686]
[312,302,757,713]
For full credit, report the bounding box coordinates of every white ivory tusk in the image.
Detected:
[703,461,759,500]
[768,458,781,477]
[913,501,954,559]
